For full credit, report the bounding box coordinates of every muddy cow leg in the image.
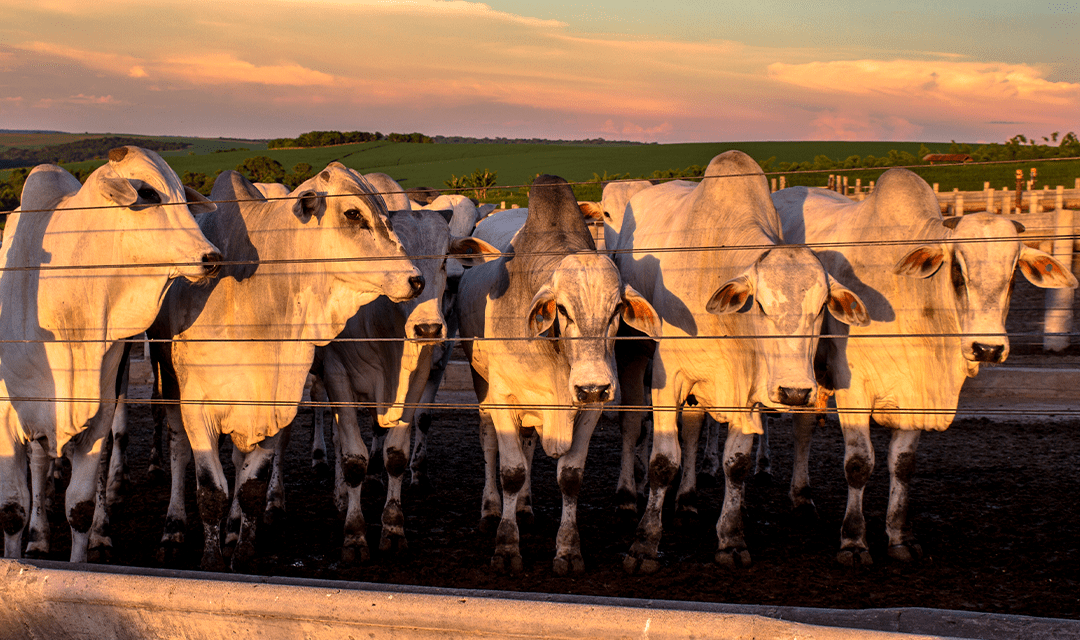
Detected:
[380,423,411,553]
[263,423,291,531]
[159,404,193,565]
[789,412,821,519]
[714,418,757,568]
[698,416,722,488]
[886,429,923,562]
[231,435,277,572]
[624,363,684,575]
[615,351,649,517]
[0,409,29,558]
[837,415,875,566]
[674,407,704,526]
[25,439,51,558]
[553,409,600,575]
[490,409,527,573]
[309,375,330,476]
[478,411,501,534]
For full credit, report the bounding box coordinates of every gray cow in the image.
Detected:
[458,175,661,575]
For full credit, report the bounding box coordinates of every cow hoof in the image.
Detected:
[341,543,371,565]
[622,553,660,575]
[479,514,500,535]
[752,470,774,486]
[615,505,639,528]
[491,552,523,574]
[379,531,408,554]
[837,548,873,567]
[24,545,50,560]
[714,547,752,569]
[553,554,584,576]
[888,542,924,562]
[312,460,331,481]
[263,505,286,529]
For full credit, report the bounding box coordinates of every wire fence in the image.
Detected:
[2,156,1079,419]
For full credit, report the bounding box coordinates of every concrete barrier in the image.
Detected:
[4,560,1080,640]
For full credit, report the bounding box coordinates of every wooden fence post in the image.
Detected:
[842,176,848,195]
[955,194,964,216]
[1030,190,1040,214]
[855,178,861,194]
[1044,191,1074,351]
[779,176,786,190]
[771,177,777,193]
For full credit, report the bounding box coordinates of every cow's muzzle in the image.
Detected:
[201,252,223,279]
[574,384,612,404]
[776,386,813,407]
[970,342,1005,363]
[412,322,444,341]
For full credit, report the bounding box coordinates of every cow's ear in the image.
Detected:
[449,236,500,267]
[894,244,946,278]
[293,190,326,222]
[1018,245,1078,288]
[621,284,661,337]
[825,274,870,326]
[527,285,558,336]
[184,186,217,215]
[433,208,454,224]
[706,273,754,315]
[92,165,138,206]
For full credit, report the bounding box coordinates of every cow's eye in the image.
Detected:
[137,187,160,204]
[345,209,370,229]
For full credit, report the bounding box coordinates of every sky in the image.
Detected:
[0,0,1076,143]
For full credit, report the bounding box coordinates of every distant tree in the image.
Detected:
[182,171,217,196]
[237,156,285,184]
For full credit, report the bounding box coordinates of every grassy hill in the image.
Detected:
[3,133,1078,208]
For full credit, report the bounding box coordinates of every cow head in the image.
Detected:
[89,146,222,284]
[390,209,499,346]
[707,247,869,407]
[895,212,1077,364]
[291,163,423,306]
[528,253,661,410]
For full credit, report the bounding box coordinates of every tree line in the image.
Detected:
[0,136,189,170]
[267,131,433,149]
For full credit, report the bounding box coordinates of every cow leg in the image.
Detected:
[106,351,131,509]
[366,416,387,495]
[147,384,168,482]
[409,357,447,494]
[516,430,536,529]
[478,411,501,534]
[0,415,29,558]
[715,420,756,568]
[698,417,722,488]
[159,404,192,565]
[231,436,277,572]
[886,429,923,562]
[838,417,875,566]
[553,410,599,575]
[674,407,704,527]
[625,367,684,575]
[754,415,773,481]
[264,423,291,532]
[224,443,244,556]
[615,352,649,517]
[490,410,527,573]
[66,424,111,563]
[336,404,371,565]
[25,439,51,558]
[186,420,230,572]
[309,376,330,477]
[789,412,820,519]
[380,423,411,553]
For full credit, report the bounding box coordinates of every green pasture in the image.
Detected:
[4,133,1079,208]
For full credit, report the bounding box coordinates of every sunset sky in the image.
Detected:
[0,0,1076,143]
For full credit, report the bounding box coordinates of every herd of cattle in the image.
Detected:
[0,147,1074,577]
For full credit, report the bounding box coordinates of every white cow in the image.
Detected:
[601,179,653,250]
[772,170,1077,565]
[458,175,661,575]
[311,208,496,562]
[0,147,220,561]
[615,151,869,573]
[151,164,422,571]
[254,182,292,199]
[363,172,413,212]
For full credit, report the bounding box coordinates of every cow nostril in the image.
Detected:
[201,252,222,278]
[412,323,444,339]
[575,384,611,403]
[778,386,812,406]
[408,275,425,297]
[971,342,1005,363]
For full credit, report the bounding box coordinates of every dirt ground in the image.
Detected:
[36,280,1080,621]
